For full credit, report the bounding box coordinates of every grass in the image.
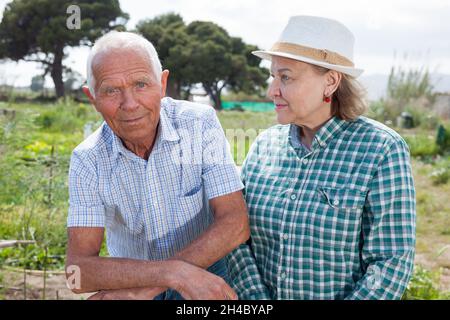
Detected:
[403,265,450,300]
[412,159,450,251]
[403,134,440,158]
[216,109,277,131]
[1,100,449,299]
[217,110,277,165]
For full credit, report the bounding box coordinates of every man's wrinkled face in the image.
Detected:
[87,48,168,145]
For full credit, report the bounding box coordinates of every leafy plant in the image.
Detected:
[0,245,65,270]
[430,167,450,185]
[403,265,450,300]
[436,125,450,154]
[403,134,440,158]
[387,65,435,106]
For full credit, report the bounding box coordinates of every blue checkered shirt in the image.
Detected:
[227,116,416,300]
[67,97,243,260]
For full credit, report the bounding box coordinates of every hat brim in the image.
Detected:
[252,50,364,78]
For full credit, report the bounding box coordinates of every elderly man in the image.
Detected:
[65,31,249,300]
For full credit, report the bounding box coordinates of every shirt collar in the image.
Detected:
[110,100,180,161]
[288,123,303,150]
[158,99,180,143]
[288,116,350,151]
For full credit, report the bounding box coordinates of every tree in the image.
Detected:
[64,70,85,96]
[30,75,45,93]
[0,0,128,98]
[137,14,268,109]
[136,13,192,99]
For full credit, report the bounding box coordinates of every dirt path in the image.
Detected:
[1,268,90,300]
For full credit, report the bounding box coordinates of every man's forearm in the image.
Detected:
[80,214,248,298]
[87,286,166,300]
[66,255,179,294]
[70,214,248,296]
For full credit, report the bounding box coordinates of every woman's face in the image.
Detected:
[267,56,332,128]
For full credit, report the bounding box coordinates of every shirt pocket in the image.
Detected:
[173,188,205,228]
[310,187,366,251]
[317,187,367,212]
[180,164,202,197]
[176,187,203,217]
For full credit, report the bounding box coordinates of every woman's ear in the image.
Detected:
[324,70,342,96]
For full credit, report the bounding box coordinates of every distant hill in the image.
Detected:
[359,73,450,101]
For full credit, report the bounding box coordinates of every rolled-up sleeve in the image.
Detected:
[201,108,244,200]
[345,139,416,300]
[67,152,105,228]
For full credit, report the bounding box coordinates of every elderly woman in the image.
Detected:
[227,16,416,300]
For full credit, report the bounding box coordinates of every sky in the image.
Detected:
[0,0,449,87]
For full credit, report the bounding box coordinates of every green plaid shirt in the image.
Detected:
[227,116,416,300]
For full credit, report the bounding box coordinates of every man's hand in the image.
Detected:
[87,286,167,300]
[169,260,238,300]
[85,259,237,300]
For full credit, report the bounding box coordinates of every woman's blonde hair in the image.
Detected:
[313,65,368,121]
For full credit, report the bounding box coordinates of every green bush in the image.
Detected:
[369,64,438,128]
[436,125,450,154]
[404,105,440,130]
[430,167,450,185]
[366,100,388,123]
[387,65,435,107]
[403,265,450,300]
[404,134,439,158]
[33,99,99,133]
[0,101,102,274]
[35,106,81,132]
[428,157,450,185]
[0,245,65,270]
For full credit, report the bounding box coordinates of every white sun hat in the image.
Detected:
[253,16,364,78]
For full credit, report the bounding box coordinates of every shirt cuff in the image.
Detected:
[203,164,244,199]
[67,205,105,227]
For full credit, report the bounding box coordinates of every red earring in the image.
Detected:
[324,96,331,103]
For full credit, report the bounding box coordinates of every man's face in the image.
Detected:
[86,48,169,145]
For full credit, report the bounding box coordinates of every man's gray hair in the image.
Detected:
[86,31,162,97]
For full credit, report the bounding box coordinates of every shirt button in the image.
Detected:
[280,272,287,279]
[320,142,327,148]
[302,159,308,165]
[290,194,297,200]
[333,199,340,206]
[282,234,289,240]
